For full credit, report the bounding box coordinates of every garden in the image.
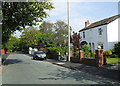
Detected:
[72,42,120,67]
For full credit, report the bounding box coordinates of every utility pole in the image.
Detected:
[67,0,70,61]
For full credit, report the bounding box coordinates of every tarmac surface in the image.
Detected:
[2,52,119,85]
[45,59,120,83]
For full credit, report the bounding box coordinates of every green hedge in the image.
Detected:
[82,44,90,58]
[103,50,112,58]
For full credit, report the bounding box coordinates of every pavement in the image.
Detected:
[45,59,120,83]
[28,53,120,84]
[2,53,10,64]
[2,52,120,85]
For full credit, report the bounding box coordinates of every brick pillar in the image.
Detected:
[95,50,104,67]
[70,51,73,57]
[79,51,84,61]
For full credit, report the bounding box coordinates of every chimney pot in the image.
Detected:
[85,20,90,27]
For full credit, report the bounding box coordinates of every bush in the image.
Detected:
[84,52,90,58]
[75,51,79,58]
[103,50,112,58]
[82,44,90,58]
[110,54,118,58]
[47,47,63,60]
[61,46,68,56]
[82,44,89,52]
[91,50,95,57]
[113,42,120,57]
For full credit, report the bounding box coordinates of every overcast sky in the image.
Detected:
[13,0,119,37]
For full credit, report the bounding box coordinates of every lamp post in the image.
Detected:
[67,0,70,61]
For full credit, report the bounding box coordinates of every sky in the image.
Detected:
[13,0,119,37]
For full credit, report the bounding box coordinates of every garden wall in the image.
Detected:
[80,58,96,66]
[70,50,104,67]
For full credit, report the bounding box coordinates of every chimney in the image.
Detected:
[85,20,90,27]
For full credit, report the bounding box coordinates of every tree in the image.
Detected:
[20,27,41,50]
[71,31,81,50]
[53,21,68,48]
[2,2,54,45]
[71,31,81,56]
[37,33,56,48]
[5,36,20,52]
[39,21,71,49]
[39,21,53,34]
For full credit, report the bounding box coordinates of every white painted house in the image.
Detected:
[79,14,120,51]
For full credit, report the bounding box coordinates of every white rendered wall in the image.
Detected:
[80,25,108,51]
[107,18,119,50]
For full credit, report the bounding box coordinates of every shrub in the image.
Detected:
[75,51,79,58]
[47,47,63,59]
[82,44,90,52]
[82,44,90,58]
[47,47,59,55]
[110,54,118,58]
[62,46,68,56]
[47,47,58,59]
[113,42,120,57]
[103,50,112,58]
[91,50,95,57]
[84,52,90,58]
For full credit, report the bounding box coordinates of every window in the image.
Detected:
[101,44,103,49]
[83,32,85,38]
[98,28,102,35]
[89,43,91,50]
[92,43,94,50]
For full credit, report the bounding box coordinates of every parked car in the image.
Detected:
[33,51,47,60]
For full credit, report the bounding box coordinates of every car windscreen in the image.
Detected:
[35,51,44,54]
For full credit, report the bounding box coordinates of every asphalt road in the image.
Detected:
[2,52,116,84]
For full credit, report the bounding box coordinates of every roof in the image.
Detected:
[79,14,120,32]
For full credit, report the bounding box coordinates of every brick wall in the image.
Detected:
[70,50,104,67]
[80,58,96,66]
[70,57,80,63]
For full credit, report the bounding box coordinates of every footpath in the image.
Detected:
[0,53,10,74]
[2,53,10,64]
[45,59,120,84]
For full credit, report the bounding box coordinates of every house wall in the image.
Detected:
[107,18,119,50]
[80,25,108,51]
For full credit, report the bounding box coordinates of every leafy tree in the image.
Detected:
[39,21,71,49]
[53,21,68,48]
[2,2,54,45]
[37,33,56,48]
[39,21,53,34]
[5,36,20,52]
[20,27,41,50]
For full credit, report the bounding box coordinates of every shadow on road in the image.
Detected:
[3,59,23,66]
[38,68,114,84]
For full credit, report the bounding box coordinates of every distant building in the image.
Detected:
[79,14,120,51]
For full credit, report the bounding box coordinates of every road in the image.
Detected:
[2,52,116,84]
